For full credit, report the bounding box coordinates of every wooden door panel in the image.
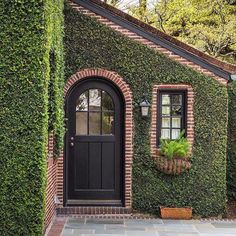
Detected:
[102,142,115,190]
[89,142,102,189]
[75,142,89,189]
[66,79,123,206]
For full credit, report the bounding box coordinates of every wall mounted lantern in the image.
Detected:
[139,96,151,117]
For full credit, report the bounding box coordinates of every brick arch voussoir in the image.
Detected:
[65,69,132,100]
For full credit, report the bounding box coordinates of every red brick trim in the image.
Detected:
[150,84,194,157]
[45,133,58,230]
[57,207,131,215]
[61,68,133,208]
[46,217,67,236]
[68,1,228,86]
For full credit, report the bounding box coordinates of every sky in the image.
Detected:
[115,0,156,11]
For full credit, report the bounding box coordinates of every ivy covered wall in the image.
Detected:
[227,81,236,200]
[64,4,228,217]
[0,0,64,235]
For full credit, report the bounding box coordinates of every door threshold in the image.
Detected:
[66,199,123,206]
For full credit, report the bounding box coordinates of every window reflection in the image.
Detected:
[102,112,114,135]
[89,89,101,111]
[76,112,88,135]
[76,91,88,111]
[76,89,115,136]
[102,91,114,111]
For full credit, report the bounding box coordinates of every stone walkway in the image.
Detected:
[46,217,236,236]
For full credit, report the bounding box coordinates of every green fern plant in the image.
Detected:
[160,131,190,160]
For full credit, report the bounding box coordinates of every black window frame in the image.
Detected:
[157,90,187,146]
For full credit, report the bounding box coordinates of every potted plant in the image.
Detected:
[155,131,191,175]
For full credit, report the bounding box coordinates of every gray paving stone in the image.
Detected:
[125,219,163,225]
[106,224,147,231]
[61,228,75,236]
[72,229,95,234]
[67,218,86,224]
[163,220,183,224]
[95,228,126,234]
[179,233,200,236]
[199,234,236,236]
[158,232,180,236]
[125,231,158,236]
[155,224,198,233]
[196,228,236,234]
[211,222,236,228]
[86,219,124,224]
[84,234,125,236]
[65,224,105,230]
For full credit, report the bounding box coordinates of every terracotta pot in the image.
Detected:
[160,207,193,220]
[155,156,191,175]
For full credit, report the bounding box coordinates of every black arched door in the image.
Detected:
[66,78,123,206]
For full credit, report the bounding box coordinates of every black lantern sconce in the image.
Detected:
[139,95,151,117]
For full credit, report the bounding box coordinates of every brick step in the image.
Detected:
[57,207,132,215]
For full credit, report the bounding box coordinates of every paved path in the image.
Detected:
[52,217,236,236]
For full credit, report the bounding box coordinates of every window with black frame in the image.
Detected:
[157,91,186,145]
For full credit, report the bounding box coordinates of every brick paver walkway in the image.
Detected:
[46,216,236,236]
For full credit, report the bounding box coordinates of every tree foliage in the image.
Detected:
[110,0,236,64]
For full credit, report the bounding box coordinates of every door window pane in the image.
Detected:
[161,129,170,139]
[162,106,170,116]
[89,112,101,135]
[102,91,114,111]
[162,118,170,128]
[102,112,114,135]
[172,117,181,128]
[76,91,88,111]
[89,89,101,111]
[162,95,170,105]
[172,129,181,139]
[76,112,88,135]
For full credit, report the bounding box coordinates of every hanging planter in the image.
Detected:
[156,131,191,175]
[155,156,191,175]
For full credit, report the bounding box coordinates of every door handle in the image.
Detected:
[70,142,74,147]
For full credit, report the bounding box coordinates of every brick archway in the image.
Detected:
[61,68,133,208]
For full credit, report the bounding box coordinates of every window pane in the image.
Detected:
[76,112,88,135]
[102,112,114,135]
[76,91,88,111]
[89,89,101,111]
[162,106,170,116]
[89,112,101,135]
[162,95,170,105]
[161,129,170,139]
[172,129,181,139]
[171,94,182,105]
[102,91,114,111]
[171,105,182,115]
[172,117,181,128]
[162,118,170,128]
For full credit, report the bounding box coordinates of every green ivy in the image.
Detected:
[47,0,65,157]
[0,0,64,235]
[64,4,228,217]
[227,81,236,200]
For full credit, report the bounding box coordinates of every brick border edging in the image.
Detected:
[59,68,133,208]
[150,84,194,157]
[57,207,132,215]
